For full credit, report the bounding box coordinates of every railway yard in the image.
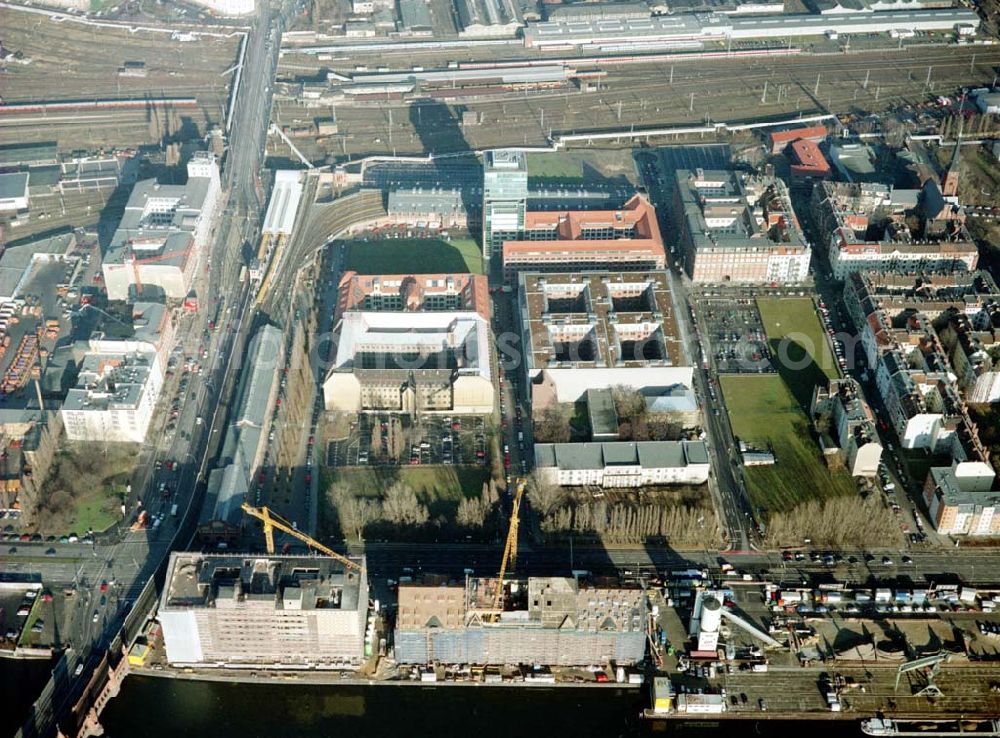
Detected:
[0,11,239,151]
[269,42,1000,159]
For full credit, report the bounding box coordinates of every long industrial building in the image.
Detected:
[534,440,711,487]
[159,553,369,669]
[394,575,648,666]
[198,325,284,547]
[522,8,979,50]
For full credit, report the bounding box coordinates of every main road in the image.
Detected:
[5,1,286,735]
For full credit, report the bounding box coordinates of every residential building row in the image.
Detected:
[810,179,978,279]
[843,272,1000,535]
[810,378,884,478]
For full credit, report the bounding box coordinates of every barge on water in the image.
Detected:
[862,719,1000,737]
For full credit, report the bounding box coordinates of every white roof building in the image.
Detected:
[262,170,304,237]
[0,172,29,213]
[61,351,163,444]
[324,310,494,414]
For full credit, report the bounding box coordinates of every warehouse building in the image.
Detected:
[103,153,221,301]
[323,308,494,415]
[674,169,811,284]
[394,575,648,666]
[534,439,710,487]
[198,325,283,547]
[0,231,77,302]
[518,271,691,406]
[385,187,468,229]
[455,0,524,37]
[522,8,979,50]
[159,553,369,668]
[502,194,665,279]
[60,350,163,444]
[545,1,653,22]
[811,181,978,278]
[0,172,30,213]
[0,142,59,168]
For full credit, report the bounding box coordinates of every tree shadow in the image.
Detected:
[768,336,831,411]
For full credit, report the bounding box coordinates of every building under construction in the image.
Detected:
[158,552,369,669]
[394,575,648,666]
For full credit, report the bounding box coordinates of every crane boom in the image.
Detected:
[241,503,361,571]
[489,479,525,620]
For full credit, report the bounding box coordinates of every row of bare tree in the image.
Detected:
[328,479,501,541]
[526,475,720,546]
[764,494,900,548]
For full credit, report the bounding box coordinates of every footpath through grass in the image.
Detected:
[344,238,483,275]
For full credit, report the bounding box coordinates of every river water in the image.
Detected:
[99,676,867,738]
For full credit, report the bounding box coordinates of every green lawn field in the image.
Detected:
[756,297,840,408]
[721,374,856,516]
[344,238,483,275]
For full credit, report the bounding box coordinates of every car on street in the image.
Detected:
[882,556,894,566]
[92,611,100,623]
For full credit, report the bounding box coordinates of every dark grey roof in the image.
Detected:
[0,172,29,199]
[535,440,710,471]
[0,142,58,167]
[586,387,619,439]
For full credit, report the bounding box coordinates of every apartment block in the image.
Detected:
[159,553,369,668]
[811,180,978,279]
[502,194,665,280]
[60,351,163,443]
[516,270,691,407]
[923,465,1000,536]
[674,169,810,284]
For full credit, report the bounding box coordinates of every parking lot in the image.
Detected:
[695,297,774,375]
[328,414,489,469]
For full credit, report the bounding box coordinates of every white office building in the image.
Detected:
[61,351,163,443]
[534,440,710,487]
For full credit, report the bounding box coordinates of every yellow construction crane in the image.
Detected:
[241,503,361,571]
[488,478,526,621]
